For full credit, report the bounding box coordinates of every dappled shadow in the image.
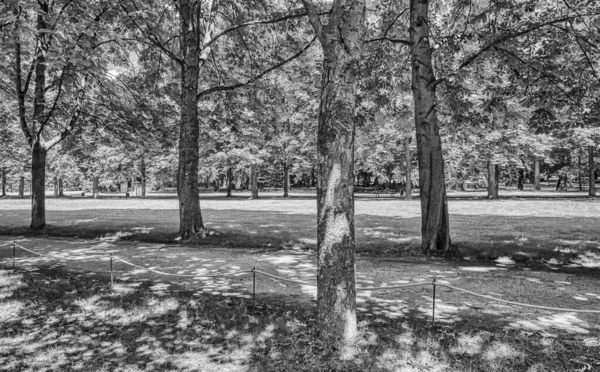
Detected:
[2,266,599,372]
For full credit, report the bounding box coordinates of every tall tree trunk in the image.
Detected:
[283,162,289,197]
[302,0,366,344]
[405,136,412,198]
[53,177,58,197]
[93,176,99,199]
[487,161,499,199]
[579,155,583,191]
[251,164,259,199]
[140,157,147,199]
[31,142,47,229]
[589,145,596,197]
[534,159,541,191]
[18,176,24,198]
[226,167,233,197]
[58,178,64,197]
[177,0,204,239]
[517,168,524,190]
[1,168,5,197]
[410,0,452,253]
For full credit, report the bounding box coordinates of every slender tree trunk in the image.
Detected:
[140,157,147,198]
[487,161,499,199]
[579,155,583,191]
[283,162,289,197]
[53,177,58,197]
[31,142,47,229]
[405,136,412,198]
[1,168,6,197]
[589,145,596,197]
[18,176,24,198]
[58,178,64,197]
[534,159,541,191]
[226,167,233,197]
[302,0,366,344]
[177,1,204,239]
[517,168,524,190]
[251,164,259,199]
[93,176,99,199]
[410,0,452,253]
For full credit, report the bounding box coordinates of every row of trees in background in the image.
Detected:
[2,0,600,343]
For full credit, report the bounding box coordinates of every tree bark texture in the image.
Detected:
[53,177,58,197]
[487,161,499,199]
[534,159,541,191]
[58,178,64,197]
[1,168,6,197]
[18,176,24,198]
[226,167,233,197]
[589,146,596,197]
[579,155,583,191]
[93,176,99,199]
[251,164,259,199]
[410,0,452,253]
[404,136,412,198]
[141,157,147,198]
[302,0,366,344]
[31,142,47,229]
[176,0,204,239]
[283,162,289,197]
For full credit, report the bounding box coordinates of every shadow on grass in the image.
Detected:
[1,266,598,371]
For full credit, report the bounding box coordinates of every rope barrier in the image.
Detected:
[112,256,252,278]
[12,242,106,261]
[436,283,600,314]
[3,241,600,315]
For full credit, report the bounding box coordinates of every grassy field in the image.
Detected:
[1,191,600,263]
[1,191,599,371]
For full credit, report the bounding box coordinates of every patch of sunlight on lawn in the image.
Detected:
[0,300,24,323]
[508,313,592,334]
[570,251,600,268]
[459,267,498,272]
[483,341,525,371]
[450,332,490,356]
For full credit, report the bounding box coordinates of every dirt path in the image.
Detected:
[1,236,599,338]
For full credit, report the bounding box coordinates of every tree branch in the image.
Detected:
[300,1,323,41]
[197,36,317,99]
[366,37,410,45]
[459,16,579,70]
[201,8,317,52]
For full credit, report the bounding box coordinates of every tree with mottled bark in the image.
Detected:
[409,0,452,253]
[301,0,366,344]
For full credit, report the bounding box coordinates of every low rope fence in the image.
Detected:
[2,241,599,323]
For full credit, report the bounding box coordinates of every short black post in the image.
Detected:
[12,241,16,272]
[432,277,437,324]
[109,254,114,290]
[252,266,256,307]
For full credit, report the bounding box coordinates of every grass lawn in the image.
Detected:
[1,265,599,372]
[1,191,600,264]
[1,191,599,371]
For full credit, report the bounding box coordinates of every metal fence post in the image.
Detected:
[12,241,16,272]
[432,277,436,324]
[252,266,256,307]
[109,254,114,290]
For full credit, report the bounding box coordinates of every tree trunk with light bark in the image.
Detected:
[487,162,499,199]
[302,0,366,344]
[283,162,289,197]
[141,157,147,198]
[251,164,259,199]
[18,176,24,198]
[410,0,452,253]
[93,176,99,199]
[534,159,541,191]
